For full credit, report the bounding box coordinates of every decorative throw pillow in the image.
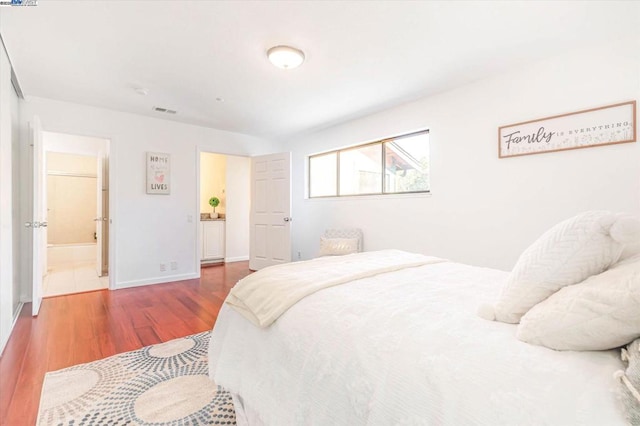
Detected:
[478,211,640,324]
[318,237,359,256]
[615,338,640,425]
[516,257,640,350]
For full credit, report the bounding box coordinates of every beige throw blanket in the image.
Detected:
[226,249,445,327]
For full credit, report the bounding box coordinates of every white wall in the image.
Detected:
[0,40,11,352]
[20,96,279,296]
[44,130,107,157]
[225,155,251,262]
[10,62,19,323]
[283,39,640,271]
[0,37,19,354]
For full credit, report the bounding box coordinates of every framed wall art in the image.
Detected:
[498,101,636,158]
[146,152,171,194]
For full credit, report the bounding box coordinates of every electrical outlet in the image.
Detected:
[159,263,166,272]
[170,261,178,271]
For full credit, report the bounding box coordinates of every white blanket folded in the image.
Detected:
[226,249,445,327]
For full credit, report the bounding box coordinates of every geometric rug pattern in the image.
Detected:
[37,332,236,425]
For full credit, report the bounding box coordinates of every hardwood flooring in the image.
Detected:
[0,261,250,426]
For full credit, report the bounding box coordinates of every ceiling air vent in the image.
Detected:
[153,106,177,114]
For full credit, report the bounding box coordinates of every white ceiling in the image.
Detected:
[1,1,639,140]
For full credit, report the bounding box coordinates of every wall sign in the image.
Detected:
[498,101,636,158]
[146,152,171,194]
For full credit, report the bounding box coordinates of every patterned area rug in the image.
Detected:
[37,332,236,425]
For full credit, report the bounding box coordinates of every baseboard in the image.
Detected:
[0,302,24,356]
[12,302,23,320]
[201,258,224,266]
[116,273,200,290]
[224,256,249,263]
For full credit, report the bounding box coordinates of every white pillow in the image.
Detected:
[516,258,640,350]
[318,237,359,256]
[478,211,640,324]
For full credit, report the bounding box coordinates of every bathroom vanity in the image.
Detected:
[200,217,225,264]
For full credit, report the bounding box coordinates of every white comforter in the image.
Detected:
[209,260,626,425]
[226,250,444,327]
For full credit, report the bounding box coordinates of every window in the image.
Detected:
[308,130,429,198]
[309,152,337,197]
[383,132,430,193]
[339,144,382,196]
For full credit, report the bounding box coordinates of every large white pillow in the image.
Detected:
[516,257,640,350]
[478,211,640,324]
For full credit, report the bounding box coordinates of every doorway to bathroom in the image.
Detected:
[42,132,110,297]
[196,149,251,270]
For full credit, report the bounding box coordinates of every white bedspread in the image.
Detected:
[209,260,626,425]
[226,250,444,327]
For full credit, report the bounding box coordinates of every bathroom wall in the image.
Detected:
[200,152,226,215]
[46,152,97,244]
[224,155,250,262]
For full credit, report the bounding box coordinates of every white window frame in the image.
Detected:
[308,129,430,198]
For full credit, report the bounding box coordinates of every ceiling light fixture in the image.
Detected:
[267,45,305,70]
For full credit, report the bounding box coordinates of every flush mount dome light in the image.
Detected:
[267,45,305,69]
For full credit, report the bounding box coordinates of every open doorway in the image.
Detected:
[42,132,110,297]
[197,150,250,270]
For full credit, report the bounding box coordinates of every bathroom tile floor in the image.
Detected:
[43,262,109,297]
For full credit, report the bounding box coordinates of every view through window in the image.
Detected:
[308,130,429,198]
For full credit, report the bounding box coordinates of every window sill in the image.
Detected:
[305,191,432,201]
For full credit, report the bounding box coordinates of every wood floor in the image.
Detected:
[0,261,250,426]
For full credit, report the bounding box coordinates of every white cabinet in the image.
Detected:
[201,220,225,262]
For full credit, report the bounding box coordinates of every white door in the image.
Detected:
[249,152,291,270]
[95,154,103,277]
[29,116,45,316]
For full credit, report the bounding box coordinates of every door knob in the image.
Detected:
[283,217,292,222]
[25,222,33,228]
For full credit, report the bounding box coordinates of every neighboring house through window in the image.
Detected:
[308,130,429,198]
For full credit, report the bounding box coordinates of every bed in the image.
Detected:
[208,250,627,425]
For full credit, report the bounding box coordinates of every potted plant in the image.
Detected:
[209,196,220,218]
